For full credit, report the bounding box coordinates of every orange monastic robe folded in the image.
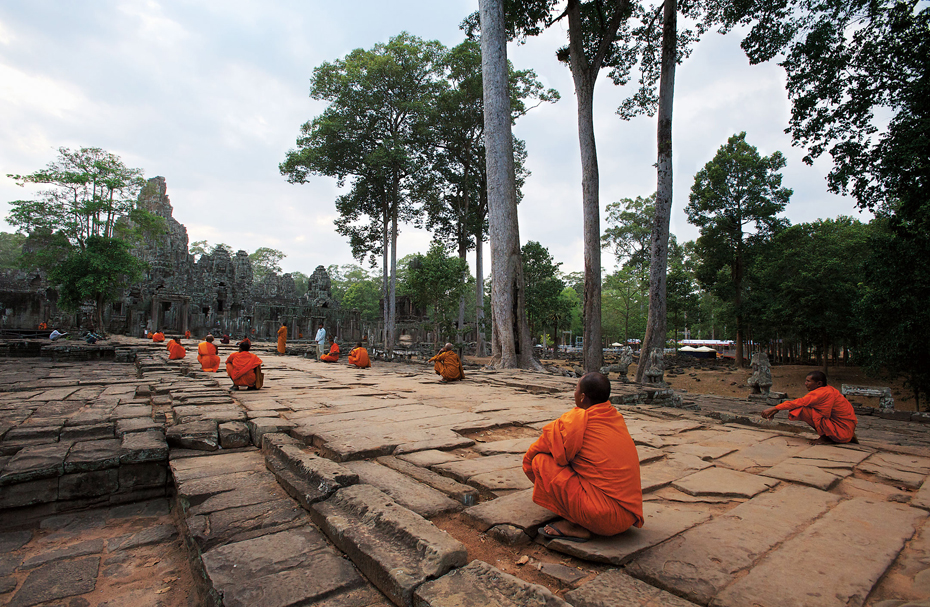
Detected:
[320,342,340,362]
[277,325,287,354]
[152,332,165,342]
[197,342,220,372]
[167,340,186,359]
[348,347,371,368]
[523,402,643,536]
[225,351,263,387]
[429,351,464,381]
[775,385,858,443]
[184,330,191,339]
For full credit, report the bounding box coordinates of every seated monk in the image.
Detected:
[225,340,263,390]
[429,343,464,382]
[320,337,340,362]
[146,331,154,339]
[220,334,230,344]
[524,372,643,542]
[762,370,858,444]
[38,322,47,330]
[348,342,371,368]
[152,330,165,342]
[184,330,191,339]
[167,337,186,360]
[197,334,220,372]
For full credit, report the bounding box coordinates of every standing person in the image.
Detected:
[277,322,288,355]
[313,323,326,359]
[225,340,263,391]
[429,343,464,383]
[348,342,371,368]
[761,371,858,444]
[198,335,220,372]
[524,372,644,542]
[320,336,340,362]
[167,336,186,359]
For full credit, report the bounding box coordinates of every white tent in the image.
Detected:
[610,342,623,347]
[678,346,698,352]
[695,346,717,352]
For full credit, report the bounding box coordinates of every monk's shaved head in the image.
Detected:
[239,341,251,352]
[444,343,453,349]
[206,335,214,342]
[807,370,827,386]
[579,372,611,404]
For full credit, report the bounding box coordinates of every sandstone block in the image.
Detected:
[377,456,478,506]
[59,469,119,500]
[344,460,461,517]
[166,420,219,451]
[119,430,168,464]
[414,560,570,607]
[0,442,71,484]
[219,421,251,449]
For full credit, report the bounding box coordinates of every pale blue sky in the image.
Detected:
[0,1,865,276]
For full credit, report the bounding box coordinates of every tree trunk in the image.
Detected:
[475,232,485,357]
[381,207,389,351]
[636,0,677,382]
[479,0,538,369]
[387,201,398,359]
[457,235,467,343]
[567,0,603,373]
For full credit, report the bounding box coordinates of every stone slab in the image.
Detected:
[914,480,930,510]
[464,488,556,533]
[343,460,462,517]
[564,569,697,607]
[414,559,570,607]
[0,477,58,508]
[248,417,296,446]
[859,453,930,489]
[117,462,167,492]
[668,443,738,461]
[63,439,121,473]
[639,453,712,493]
[119,430,168,464]
[793,444,872,465]
[262,434,358,507]
[636,446,666,464]
[467,467,534,494]
[672,467,779,498]
[537,561,589,585]
[0,442,71,484]
[8,555,99,607]
[186,498,309,552]
[166,420,219,451]
[376,456,478,507]
[106,524,178,551]
[539,502,711,565]
[715,498,926,607]
[310,484,468,607]
[19,539,104,569]
[717,436,811,471]
[115,417,162,436]
[219,421,251,449]
[488,524,531,546]
[473,438,535,455]
[434,454,524,483]
[627,485,840,605]
[59,422,115,442]
[59,468,120,499]
[201,527,375,607]
[762,459,848,490]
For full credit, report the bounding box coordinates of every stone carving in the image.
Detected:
[642,347,665,385]
[748,352,773,395]
[304,266,337,308]
[842,384,895,412]
[599,346,634,382]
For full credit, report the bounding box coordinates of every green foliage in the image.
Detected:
[291,271,309,296]
[50,236,145,314]
[342,280,383,322]
[404,243,469,341]
[0,232,25,269]
[602,192,654,284]
[603,267,646,344]
[666,237,700,342]
[249,247,285,281]
[521,241,568,341]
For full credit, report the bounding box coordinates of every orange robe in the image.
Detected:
[775,385,858,443]
[348,347,371,368]
[523,402,644,536]
[226,351,263,387]
[184,330,191,339]
[147,332,154,339]
[152,332,165,342]
[277,325,288,354]
[430,351,464,381]
[197,341,220,372]
[38,322,47,330]
[167,340,186,359]
[320,342,340,362]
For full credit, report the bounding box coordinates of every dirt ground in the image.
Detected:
[467,354,918,411]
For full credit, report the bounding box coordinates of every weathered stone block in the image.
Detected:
[120,430,168,464]
[465,489,556,533]
[377,456,478,506]
[414,560,570,607]
[59,423,114,442]
[311,484,468,607]
[118,462,167,491]
[249,417,296,447]
[564,569,696,607]
[7,556,99,607]
[59,469,119,500]
[219,422,251,449]
[344,460,461,517]
[64,439,121,473]
[115,417,161,436]
[166,420,218,451]
[0,442,71,484]
[262,434,358,508]
[0,477,58,509]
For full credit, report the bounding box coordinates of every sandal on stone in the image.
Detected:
[537,525,589,543]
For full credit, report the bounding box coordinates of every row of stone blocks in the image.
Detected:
[259,433,632,607]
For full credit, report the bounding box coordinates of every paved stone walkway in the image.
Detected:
[3,338,930,606]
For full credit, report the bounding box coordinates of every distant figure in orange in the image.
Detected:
[277,323,288,355]
[197,335,220,372]
[429,343,464,382]
[152,330,165,342]
[761,370,858,444]
[184,330,191,339]
[225,340,263,390]
[167,337,186,360]
[348,342,371,368]
[524,372,643,542]
[320,337,340,362]
[38,321,47,330]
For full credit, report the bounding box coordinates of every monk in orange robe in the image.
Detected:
[38,322,47,330]
[152,330,165,342]
[348,343,371,368]
[277,323,288,355]
[762,370,858,444]
[197,335,220,372]
[167,337,186,360]
[429,343,464,382]
[524,372,643,541]
[225,341,263,390]
[320,337,340,362]
[147,332,154,339]
[184,330,191,339]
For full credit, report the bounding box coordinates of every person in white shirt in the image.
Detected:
[49,329,67,341]
[313,323,326,359]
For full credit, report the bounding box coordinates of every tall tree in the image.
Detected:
[6,147,163,329]
[405,243,470,342]
[281,33,444,357]
[686,132,791,367]
[249,247,285,281]
[521,241,566,343]
[0,232,25,269]
[479,0,538,368]
[602,192,655,291]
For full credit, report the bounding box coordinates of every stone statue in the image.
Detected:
[599,346,635,382]
[748,352,773,395]
[642,347,665,385]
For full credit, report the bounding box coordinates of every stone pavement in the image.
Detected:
[3,337,930,606]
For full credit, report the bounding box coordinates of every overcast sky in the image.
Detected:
[0,0,867,278]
